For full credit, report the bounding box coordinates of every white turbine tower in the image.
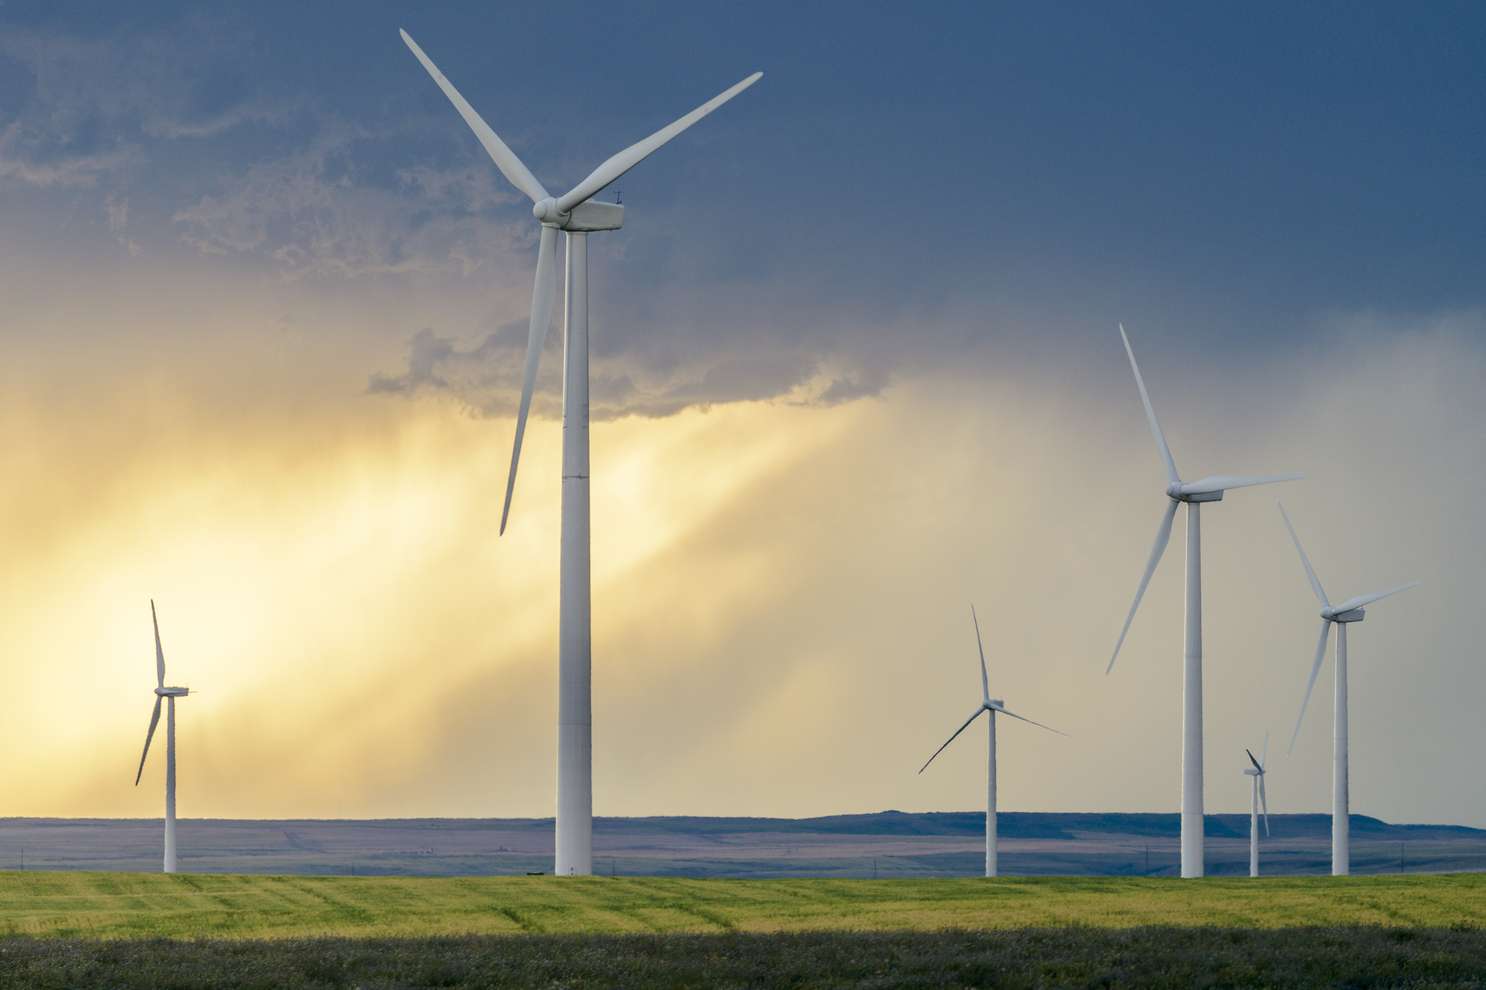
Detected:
[1278,501,1418,877]
[1107,324,1300,878]
[134,600,190,874]
[919,607,1064,878]
[1243,735,1270,878]
[401,29,761,876]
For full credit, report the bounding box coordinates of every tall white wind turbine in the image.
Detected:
[134,600,190,874]
[401,30,761,875]
[1243,736,1270,878]
[1278,501,1418,876]
[919,607,1064,878]
[1107,324,1300,878]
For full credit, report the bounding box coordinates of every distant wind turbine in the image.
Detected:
[919,607,1064,878]
[400,29,761,875]
[1278,501,1418,876]
[1243,736,1270,878]
[134,600,190,874]
[1107,324,1300,878]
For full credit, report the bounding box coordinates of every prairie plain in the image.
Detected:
[4,811,1484,878]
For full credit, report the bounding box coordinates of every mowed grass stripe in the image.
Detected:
[0,872,1480,940]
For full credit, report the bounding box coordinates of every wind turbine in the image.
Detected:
[400,29,761,876]
[919,607,1064,878]
[1107,324,1300,878]
[134,600,190,874]
[1278,501,1417,876]
[1243,736,1270,878]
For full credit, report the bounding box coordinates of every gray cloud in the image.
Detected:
[812,367,892,407]
[367,318,889,421]
[103,192,139,255]
[168,120,535,279]
[367,327,472,396]
[396,163,518,214]
[0,140,137,188]
[0,16,298,191]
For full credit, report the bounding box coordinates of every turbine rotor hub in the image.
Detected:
[532,198,567,224]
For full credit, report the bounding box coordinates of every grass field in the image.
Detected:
[0,871,1482,939]
[1,872,1483,987]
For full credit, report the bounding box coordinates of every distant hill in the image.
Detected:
[585,811,1486,841]
[2,812,1483,877]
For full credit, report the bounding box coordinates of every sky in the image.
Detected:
[2,2,1485,827]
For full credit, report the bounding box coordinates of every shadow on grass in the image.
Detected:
[1,925,1483,989]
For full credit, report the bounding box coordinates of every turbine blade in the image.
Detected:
[1259,775,1270,836]
[1246,748,1263,773]
[1277,501,1330,608]
[151,599,165,688]
[971,605,990,705]
[499,225,560,535]
[135,697,162,786]
[1334,581,1421,614]
[1289,618,1332,753]
[994,705,1068,737]
[1107,498,1179,673]
[400,30,550,204]
[1118,324,1179,485]
[553,71,762,214]
[917,707,986,774]
[1179,473,1303,496]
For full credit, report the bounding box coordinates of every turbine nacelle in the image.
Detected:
[533,198,625,232]
[1167,483,1224,504]
[154,686,190,697]
[1168,475,1302,503]
[1322,607,1365,623]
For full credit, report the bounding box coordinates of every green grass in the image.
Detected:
[1,873,1483,987]
[0,871,1482,940]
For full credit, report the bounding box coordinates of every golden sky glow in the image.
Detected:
[3,302,1482,828]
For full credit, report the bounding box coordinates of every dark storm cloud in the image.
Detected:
[4,1,1485,416]
[367,328,460,395]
